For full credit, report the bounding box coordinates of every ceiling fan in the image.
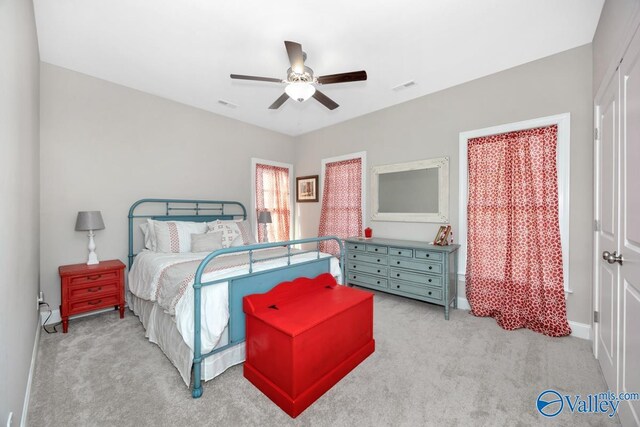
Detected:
[230,41,367,110]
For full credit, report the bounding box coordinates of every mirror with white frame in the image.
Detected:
[371,157,449,223]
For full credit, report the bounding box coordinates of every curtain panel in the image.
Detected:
[318,158,362,255]
[255,163,291,242]
[465,125,571,337]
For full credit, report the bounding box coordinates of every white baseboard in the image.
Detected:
[40,307,117,327]
[21,316,41,427]
[455,296,591,340]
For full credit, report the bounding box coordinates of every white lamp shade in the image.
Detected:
[75,211,105,231]
[285,82,316,102]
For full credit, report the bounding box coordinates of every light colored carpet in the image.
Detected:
[27,291,617,426]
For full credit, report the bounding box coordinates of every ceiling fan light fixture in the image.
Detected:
[285,82,316,102]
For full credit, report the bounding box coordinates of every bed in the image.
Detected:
[127,198,344,398]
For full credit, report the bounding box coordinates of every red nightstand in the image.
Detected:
[59,259,126,333]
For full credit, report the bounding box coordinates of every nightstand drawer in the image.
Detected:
[349,252,387,265]
[68,293,120,315]
[69,270,119,286]
[69,281,119,301]
[347,262,387,277]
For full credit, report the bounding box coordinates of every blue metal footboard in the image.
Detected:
[191,236,344,398]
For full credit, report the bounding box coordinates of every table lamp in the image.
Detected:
[257,211,272,243]
[75,211,105,265]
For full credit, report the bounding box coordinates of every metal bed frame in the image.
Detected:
[128,199,344,398]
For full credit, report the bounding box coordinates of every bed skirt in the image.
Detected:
[126,291,245,386]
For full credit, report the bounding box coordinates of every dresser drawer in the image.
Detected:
[390,280,443,301]
[346,242,366,252]
[347,261,387,277]
[389,257,442,274]
[67,293,120,315]
[69,281,119,301]
[348,252,387,265]
[69,270,119,286]
[389,247,413,258]
[414,250,443,261]
[347,272,388,289]
[390,268,442,286]
[366,244,387,255]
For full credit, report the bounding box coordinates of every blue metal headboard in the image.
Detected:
[127,198,247,268]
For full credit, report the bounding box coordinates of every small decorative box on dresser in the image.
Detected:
[344,237,460,319]
[59,259,126,333]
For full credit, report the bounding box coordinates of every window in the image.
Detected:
[318,152,366,255]
[459,113,570,292]
[252,159,293,243]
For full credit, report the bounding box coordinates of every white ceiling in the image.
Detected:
[33,0,604,136]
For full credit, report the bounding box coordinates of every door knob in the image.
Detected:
[602,250,624,265]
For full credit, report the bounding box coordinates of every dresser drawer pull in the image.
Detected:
[87,286,102,293]
[352,255,357,258]
[354,245,359,249]
[397,251,402,255]
[428,266,432,270]
[426,254,430,258]
[377,259,381,262]
[353,275,357,279]
[396,285,400,289]
[396,273,400,277]
[87,274,102,280]
[428,291,432,296]
[88,299,102,305]
[353,265,356,269]
[377,269,381,273]
[428,279,432,283]
[396,261,400,265]
[374,248,378,252]
[377,281,380,284]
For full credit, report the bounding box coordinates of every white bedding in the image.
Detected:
[128,248,341,355]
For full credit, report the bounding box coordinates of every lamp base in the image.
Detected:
[86,230,99,265]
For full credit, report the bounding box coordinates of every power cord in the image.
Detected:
[39,302,60,334]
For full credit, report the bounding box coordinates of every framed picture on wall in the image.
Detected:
[296,175,319,202]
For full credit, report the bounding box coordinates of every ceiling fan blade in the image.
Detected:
[284,41,305,73]
[230,74,282,83]
[317,70,367,85]
[313,90,339,110]
[268,93,290,109]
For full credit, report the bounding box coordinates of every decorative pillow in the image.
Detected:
[139,221,156,251]
[191,231,223,253]
[207,219,257,248]
[207,220,241,248]
[153,220,208,253]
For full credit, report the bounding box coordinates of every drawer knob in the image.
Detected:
[353,265,357,269]
[397,261,400,265]
[87,274,102,280]
[374,248,378,252]
[353,255,356,258]
[377,259,381,262]
[397,251,401,254]
[428,279,432,283]
[88,286,102,292]
[355,246,359,249]
[377,281,380,284]
[428,266,432,270]
[377,270,381,273]
[428,291,432,295]
[396,273,400,277]
[353,275,357,279]
[426,254,430,257]
[396,285,400,289]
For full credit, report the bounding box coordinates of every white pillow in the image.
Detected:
[191,231,223,253]
[207,219,257,248]
[139,222,156,251]
[153,220,207,253]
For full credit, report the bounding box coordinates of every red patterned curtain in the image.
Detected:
[255,164,291,242]
[465,125,571,337]
[318,158,362,255]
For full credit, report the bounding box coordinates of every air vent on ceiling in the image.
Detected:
[391,80,416,91]
[218,99,238,108]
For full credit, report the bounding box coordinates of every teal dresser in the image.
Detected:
[344,237,460,320]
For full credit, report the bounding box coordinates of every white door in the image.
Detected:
[595,68,620,394]
[618,28,640,427]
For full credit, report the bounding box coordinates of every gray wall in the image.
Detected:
[0,0,40,423]
[592,0,640,93]
[295,44,593,325]
[40,63,295,311]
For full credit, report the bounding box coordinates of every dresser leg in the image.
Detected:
[62,318,69,333]
[119,305,125,318]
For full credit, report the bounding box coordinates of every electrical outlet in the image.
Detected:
[6,411,13,427]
